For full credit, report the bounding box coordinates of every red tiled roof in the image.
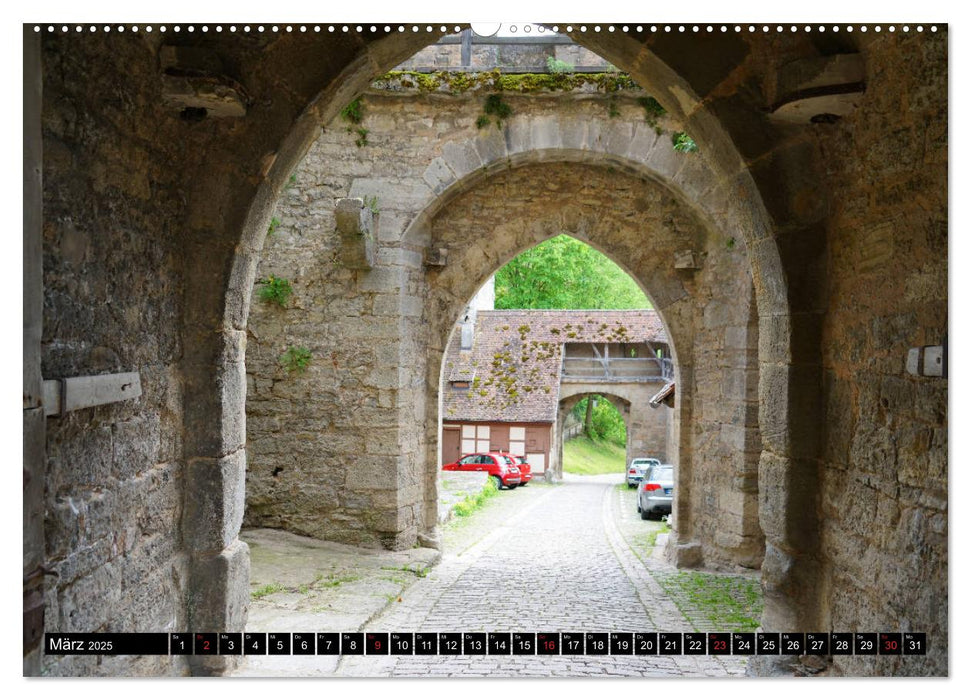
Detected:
[441,309,667,423]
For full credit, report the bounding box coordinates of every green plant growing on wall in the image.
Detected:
[340,97,364,124]
[480,93,513,129]
[363,194,379,214]
[285,174,297,190]
[607,96,620,118]
[475,114,492,129]
[267,217,281,237]
[257,274,293,307]
[280,345,312,374]
[726,237,736,250]
[354,127,369,148]
[672,131,699,153]
[546,56,574,73]
[637,96,666,133]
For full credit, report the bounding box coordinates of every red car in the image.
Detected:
[501,453,532,486]
[442,452,522,490]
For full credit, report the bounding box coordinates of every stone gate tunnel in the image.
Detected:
[24,24,947,677]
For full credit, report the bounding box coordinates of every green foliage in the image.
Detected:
[452,477,499,517]
[354,127,369,148]
[480,93,512,129]
[637,96,666,133]
[257,274,292,307]
[377,69,639,95]
[672,131,699,153]
[494,235,650,310]
[475,114,492,129]
[573,395,627,445]
[285,174,297,190]
[363,194,379,214]
[653,570,763,631]
[607,96,620,118]
[726,237,736,250]
[562,434,627,475]
[546,56,574,73]
[340,97,364,124]
[267,217,281,237]
[280,345,312,374]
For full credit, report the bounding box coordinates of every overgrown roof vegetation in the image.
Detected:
[373,68,640,95]
[369,69,695,151]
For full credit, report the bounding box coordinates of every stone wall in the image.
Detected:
[245,85,763,570]
[812,33,948,676]
[39,34,192,676]
[397,38,611,71]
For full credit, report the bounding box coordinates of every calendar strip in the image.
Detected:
[44,632,927,656]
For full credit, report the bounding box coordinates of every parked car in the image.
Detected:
[442,452,522,490]
[626,457,661,488]
[501,453,532,486]
[637,464,674,519]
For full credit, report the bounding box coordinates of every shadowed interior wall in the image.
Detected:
[40,34,192,676]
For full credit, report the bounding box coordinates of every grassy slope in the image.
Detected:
[562,435,627,475]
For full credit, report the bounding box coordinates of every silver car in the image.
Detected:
[626,457,661,488]
[637,464,674,519]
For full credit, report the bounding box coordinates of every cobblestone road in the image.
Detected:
[338,477,748,677]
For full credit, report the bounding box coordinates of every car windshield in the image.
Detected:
[501,455,516,466]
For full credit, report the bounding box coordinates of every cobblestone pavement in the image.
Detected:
[336,477,748,677]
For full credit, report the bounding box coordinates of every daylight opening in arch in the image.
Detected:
[439,234,673,497]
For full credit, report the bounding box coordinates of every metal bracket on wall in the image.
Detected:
[906,339,947,379]
[42,371,142,417]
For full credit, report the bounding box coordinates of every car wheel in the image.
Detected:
[628,483,636,489]
[519,481,528,487]
[491,475,503,490]
[640,509,650,521]
[508,483,518,489]
[636,501,642,513]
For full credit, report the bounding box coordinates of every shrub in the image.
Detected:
[280,345,312,374]
[546,56,574,73]
[480,94,513,129]
[340,97,364,124]
[257,275,292,307]
[672,131,699,153]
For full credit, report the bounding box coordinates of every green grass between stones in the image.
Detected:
[652,570,763,631]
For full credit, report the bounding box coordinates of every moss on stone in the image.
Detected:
[374,69,643,96]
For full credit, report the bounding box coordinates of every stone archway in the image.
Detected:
[201,30,793,660]
[33,26,949,677]
[557,386,669,479]
[412,159,762,573]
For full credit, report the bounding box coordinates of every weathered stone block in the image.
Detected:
[183,450,246,554]
[335,197,375,270]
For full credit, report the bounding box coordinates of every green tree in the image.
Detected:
[494,235,650,310]
[572,395,627,446]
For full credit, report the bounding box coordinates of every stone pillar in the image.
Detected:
[626,385,669,463]
[182,326,250,675]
